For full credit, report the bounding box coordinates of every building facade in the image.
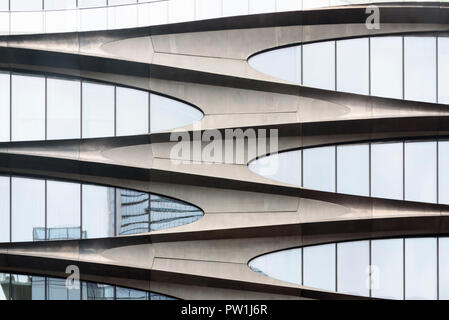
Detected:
[0,0,448,300]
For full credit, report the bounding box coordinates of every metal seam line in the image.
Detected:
[335,243,338,292]
[368,37,371,96]
[369,240,372,298]
[45,179,47,240]
[403,238,406,300]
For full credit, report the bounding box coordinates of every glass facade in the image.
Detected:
[250,138,449,205]
[0,175,203,243]
[249,236,449,300]
[0,71,203,141]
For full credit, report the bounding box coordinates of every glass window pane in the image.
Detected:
[303,41,335,91]
[439,237,449,300]
[303,243,336,291]
[11,74,45,141]
[337,38,369,95]
[249,0,275,14]
[276,0,301,12]
[82,82,114,138]
[10,11,44,34]
[11,0,42,11]
[48,277,80,300]
[116,189,149,236]
[109,0,136,5]
[337,144,369,196]
[78,0,106,8]
[150,94,203,132]
[150,194,203,231]
[249,248,301,285]
[438,37,449,104]
[82,184,115,239]
[222,0,248,16]
[404,141,437,203]
[44,0,76,10]
[0,12,9,35]
[45,9,78,33]
[0,273,10,300]
[116,287,147,300]
[303,0,330,9]
[11,275,45,300]
[47,78,81,140]
[371,142,403,200]
[405,238,437,300]
[404,36,436,103]
[11,177,45,242]
[370,36,403,99]
[82,282,114,300]
[0,177,9,243]
[116,87,148,136]
[79,7,107,31]
[196,0,222,20]
[107,4,137,29]
[371,238,404,300]
[47,181,81,240]
[439,140,449,205]
[0,0,9,10]
[249,150,301,186]
[168,0,195,24]
[0,72,10,142]
[249,46,301,84]
[337,241,369,297]
[138,0,168,26]
[303,146,335,192]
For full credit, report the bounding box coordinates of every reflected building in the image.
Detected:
[0,0,447,300]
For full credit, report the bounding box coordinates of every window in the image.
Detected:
[11,177,45,242]
[303,146,335,192]
[11,275,45,300]
[116,189,149,235]
[371,142,403,200]
[439,140,449,205]
[438,37,449,104]
[82,282,114,300]
[10,11,44,34]
[303,244,336,291]
[370,37,403,99]
[82,185,115,239]
[168,0,195,23]
[0,72,10,142]
[337,144,369,196]
[0,177,9,243]
[79,7,108,31]
[45,9,78,33]
[107,3,138,29]
[11,74,45,141]
[337,241,369,297]
[249,0,275,14]
[439,238,449,300]
[303,41,335,90]
[82,82,114,138]
[10,0,42,11]
[138,0,168,26]
[47,78,81,140]
[276,0,301,12]
[77,0,106,8]
[337,38,369,95]
[47,278,80,300]
[44,0,76,10]
[222,0,248,16]
[116,87,148,136]
[404,36,436,103]
[196,0,222,20]
[116,287,148,300]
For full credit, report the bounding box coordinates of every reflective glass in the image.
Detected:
[337,144,369,196]
[116,189,149,236]
[222,0,248,16]
[404,141,437,203]
[138,0,168,26]
[116,287,148,300]
[116,87,148,136]
[82,82,114,138]
[150,292,176,300]
[337,241,369,297]
[82,282,114,300]
[303,41,335,90]
[0,72,10,142]
[0,12,9,35]
[0,177,9,243]
[11,275,45,300]
[249,0,276,14]
[438,37,449,104]
[47,181,81,240]
[248,150,301,186]
[44,0,76,10]
[82,185,115,239]
[439,238,449,300]
[302,0,330,9]
[405,238,437,300]
[150,94,203,132]
[370,37,403,99]
[0,0,8,10]
[108,4,138,29]
[439,140,449,205]
[0,273,9,300]
[47,278,80,300]
[47,78,81,140]
[249,46,301,84]
[79,7,108,31]
[109,0,137,4]
[303,146,335,192]
[196,0,222,20]
[10,11,44,34]
[78,0,106,8]
[10,0,42,11]
[371,239,404,300]
[303,244,336,291]
[276,0,301,12]
[11,177,45,242]
[168,0,195,23]
[371,142,403,200]
[249,248,301,285]
[11,74,45,141]
[45,9,78,33]
[337,38,369,95]
[404,36,437,103]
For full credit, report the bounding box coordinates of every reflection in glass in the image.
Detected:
[337,241,369,297]
[44,0,76,10]
[79,7,108,31]
[45,9,78,33]
[168,0,195,23]
[303,244,336,292]
[116,87,148,136]
[0,72,10,142]
[11,74,45,141]
[248,150,301,186]
[303,41,335,90]
[439,238,449,300]
[0,274,9,300]
[222,0,248,16]
[47,78,81,140]
[47,181,81,240]
[439,141,449,205]
[116,287,148,300]
[439,37,449,104]
[0,176,9,243]
[82,82,114,138]
[116,189,149,235]
[337,144,369,196]
[404,36,436,103]
[10,11,44,34]
[303,146,335,192]
[404,141,437,203]
[371,239,404,300]
[371,142,403,200]
[249,0,276,14]
[77,0,106,8]
[82,282,114,300]
[370,37,403,99]
[11,275,45,300]
[405,238,437,300]
[82,184,115,239]
[11,177,45,242]
[337,38,369,95]
[249,248,302,285]
[196,0,222,20]
[47,278,80,300]
[150,194,203,231]
[10,0,42,11]
[249,46,301,84]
